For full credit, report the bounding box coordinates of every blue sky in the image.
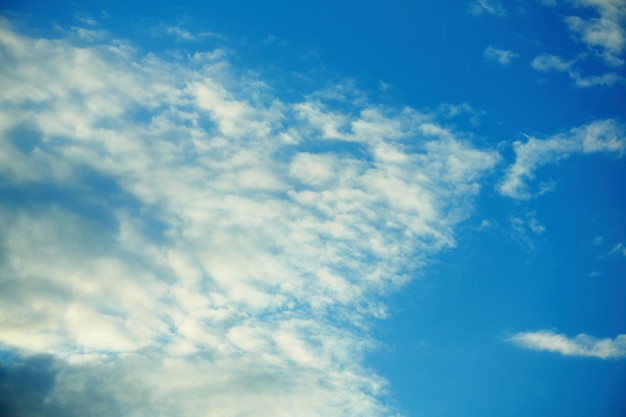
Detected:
[0,1,625,416]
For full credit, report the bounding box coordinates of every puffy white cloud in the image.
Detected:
[509,330,626,359]
[0,19,498,416]
[499,119,625,198]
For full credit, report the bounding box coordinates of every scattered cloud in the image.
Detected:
[570,70,625,87]
[484,46,519,65]
[509,330,626,359]
[438,102,486,125]
[509,211,546,250]
[152,24,227,41]
[531,54,573,71]
[534,0,626,86]
[468,0,506,17]
[592,235,604,246]
[499,119,625,198]
[530,54,624,87]
[563,0,626,67]
[0,19,499,417]
[262,34,288,46]
[608,242,626,256]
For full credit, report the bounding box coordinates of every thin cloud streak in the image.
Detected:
[509,330,626,359]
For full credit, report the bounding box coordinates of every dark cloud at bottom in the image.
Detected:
[0,353,63,417]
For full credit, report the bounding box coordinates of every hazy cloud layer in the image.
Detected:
[0,20,498,416]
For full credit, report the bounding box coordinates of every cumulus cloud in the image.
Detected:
[0,19,498,416]
[484,46,519,65]
[509,330,626,359]
[499,119,625,198]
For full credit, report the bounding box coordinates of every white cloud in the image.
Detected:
[570,70,625,87]
[0,19,498,417]
[530,55,624,88]
[509,330,626,359]
[499,119,625,198]
[534,0,626,86]
[484,46,519,65]
[468,0,506,16]
[509,212,546,250]
[592,235,604,246]
[152,24,227,41]
[564,0,626,66]
[608,242,626,256]
[531,54,573,71]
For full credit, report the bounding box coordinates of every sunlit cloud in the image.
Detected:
[0,19,498,416]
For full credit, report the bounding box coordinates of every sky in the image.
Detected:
[0,0,625,416]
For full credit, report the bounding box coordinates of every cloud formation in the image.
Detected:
[484,46,519,65]
[563,0,626,66]
[499,119,625,198]
[531,54,573,72]
[468,0,506,16]
[509,330,626,359]
[530,53,624,87]
[0,19,498,416]
[535,0,626,86]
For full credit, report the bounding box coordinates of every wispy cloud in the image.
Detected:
[531,54,625,87]
[563,0,626,66]
[509,330,626,359]
[531,54,573,71]
[608,242,626,256]
[438,102,486,125]
[534,0,626,86]
[509,211,546,250]
[152,23,227,41]
[0,19,498,416]
[468,0,506,17]
[570,70,625,87]
[499,119,625,198]
[484,46,519,65]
